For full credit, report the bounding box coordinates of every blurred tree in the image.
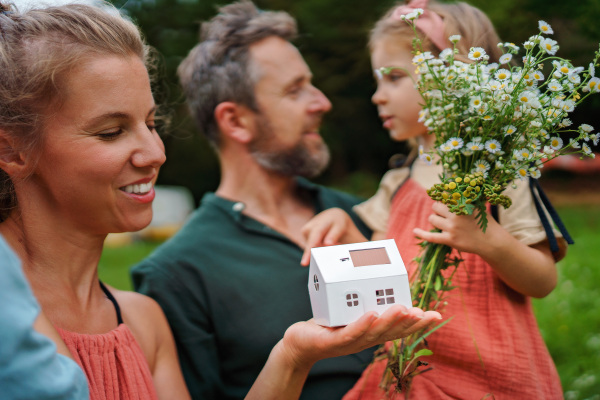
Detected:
[111,0,600,203]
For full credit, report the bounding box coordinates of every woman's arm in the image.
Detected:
[246,305,441,400]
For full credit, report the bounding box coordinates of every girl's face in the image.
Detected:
[371,37,428,143]
[29,55,166,235]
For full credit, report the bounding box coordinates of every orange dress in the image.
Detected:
[344,178,562,400]
[57,283,158,400]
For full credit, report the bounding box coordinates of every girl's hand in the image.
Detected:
[280,305,442,367]
[300,208,368,266]
[413,202,501,254]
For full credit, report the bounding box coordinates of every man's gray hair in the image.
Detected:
[178,0,297,147]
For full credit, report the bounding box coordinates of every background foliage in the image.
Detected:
[111,0,600,204]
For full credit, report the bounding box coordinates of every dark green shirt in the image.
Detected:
[131,178,373,400]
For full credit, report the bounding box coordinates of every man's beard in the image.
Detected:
[248,114,330,178]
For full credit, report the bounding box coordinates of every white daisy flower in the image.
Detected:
[482,114,494,122]
[524,41,535,50]
[499,54,513,65]
[419,152,433,164]
[485,139,501,153]
[540,129,550,139]
[485,63,499,74]
[569,138,581,149]
[495,69,510,81]
[582,143,592,155]
[583,77,600,93]
[503,125,517,135]
[530,120,542,128]
[590,62,596,78]
[403,8,424,20]
[547,80,563,92]
[560,118,573,128]
[504,42,519,53]
[469,96,483,108]
[412,52,434,64]
[440,142,454,152]
[532,70,545,80]
[590,133,599,146]
[580,124,594,133]
[515,167,529,180]
[475,160,490,172]
[447,137,464,150]
[449,34,461,43]
[461,148,474,157]
[467,141,484,151]
[568,73,581,85]
[516,148,532,160]
[468,47,486,61]
[540,38,559,55]
[561,99,575,113]
[518,91,536,105]
[538,20,554,35]
[439,48,454,60]
[530,169,542,179]
[550,137,563,150]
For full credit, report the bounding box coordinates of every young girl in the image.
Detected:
[301,0,566,398]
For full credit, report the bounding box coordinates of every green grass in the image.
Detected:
[532,205,600,400]
[99,205,600,399]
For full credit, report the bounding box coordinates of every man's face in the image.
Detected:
[247,36,332,178]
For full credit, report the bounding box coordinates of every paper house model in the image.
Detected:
[308,239,411,327]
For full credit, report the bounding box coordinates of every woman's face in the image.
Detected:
[30,55,166,234]
[371,37,428,142]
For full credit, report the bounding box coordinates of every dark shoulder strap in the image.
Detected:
[99,281,123,325]
[528,178,574,252]
[390,151,419,202]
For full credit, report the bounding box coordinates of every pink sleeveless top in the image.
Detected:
[58,323,158,400]
[344,178,562,399]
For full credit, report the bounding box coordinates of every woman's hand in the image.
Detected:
[300,208,368,266]
[282,305,441,367]
[246,305,441,400]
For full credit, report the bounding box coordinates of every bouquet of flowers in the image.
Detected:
[379,9,600,395]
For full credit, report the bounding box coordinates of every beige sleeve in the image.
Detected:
[498,178,568,261]
[353,168,411,233]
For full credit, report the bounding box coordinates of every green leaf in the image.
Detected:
[434,275,442,291]
[413,348,434,358]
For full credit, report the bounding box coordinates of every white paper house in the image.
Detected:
[308,239,411,327]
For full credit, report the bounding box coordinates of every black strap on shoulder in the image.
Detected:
[390,151,419,202]
[529,178,574,252]
[99,281,123,325]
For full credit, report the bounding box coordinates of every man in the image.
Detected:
[131,2,374,398]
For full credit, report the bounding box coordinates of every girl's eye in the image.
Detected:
[147,123,157,132]
[98,129,122,140]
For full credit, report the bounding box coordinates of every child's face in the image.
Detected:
[371,37,428,143]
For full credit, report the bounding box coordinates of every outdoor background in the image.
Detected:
[24,0,600,398]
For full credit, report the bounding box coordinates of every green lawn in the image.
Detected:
[99,204,600,399]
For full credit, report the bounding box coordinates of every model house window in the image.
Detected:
[313,275,319,291]
[346,293,359,307]
[376,288,395,305]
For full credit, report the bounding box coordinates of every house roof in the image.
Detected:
[310,239,407,283]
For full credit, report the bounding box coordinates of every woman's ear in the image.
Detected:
[0,130,28,177]
[214,101,254,144]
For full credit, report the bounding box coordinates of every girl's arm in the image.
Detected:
[300,208,369,266]
[414,202,557,298]
[246,305,441,400]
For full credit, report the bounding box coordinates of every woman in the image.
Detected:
[0,3,440,399]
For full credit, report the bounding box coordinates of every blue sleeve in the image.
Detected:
[0,236,89,400]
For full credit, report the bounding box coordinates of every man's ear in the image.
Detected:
[214,101,254,144]
[0,130,28,178]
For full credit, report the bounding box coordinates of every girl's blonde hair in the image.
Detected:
[370,0,503,63]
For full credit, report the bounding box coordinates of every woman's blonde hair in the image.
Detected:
[0,2,151,220]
